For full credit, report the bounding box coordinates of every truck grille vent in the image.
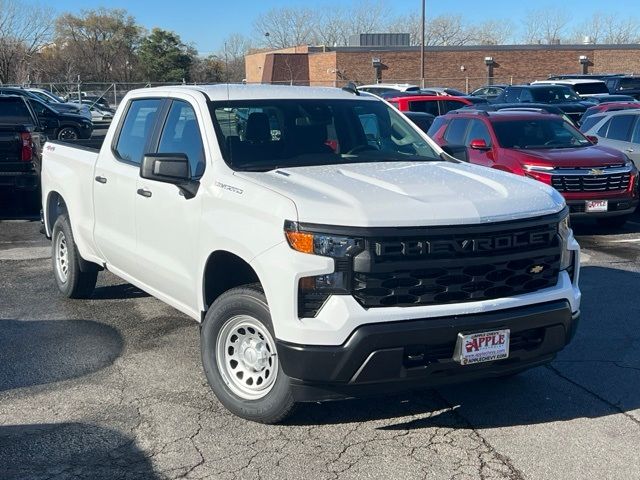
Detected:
[552,172,630,192]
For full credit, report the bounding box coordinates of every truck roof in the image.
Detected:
[131,84,372,102]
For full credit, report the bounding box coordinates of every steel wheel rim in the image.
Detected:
[54,231,69,283]
[59,128,78,140]
[216,315,278,400]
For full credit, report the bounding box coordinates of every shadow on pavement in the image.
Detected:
[0,319,123,392]
[572,209,640,237]
[288,265,640,429]
[91,283,150,300]
[0,423,158,480]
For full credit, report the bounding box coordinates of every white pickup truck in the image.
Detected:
[41,84,581,423]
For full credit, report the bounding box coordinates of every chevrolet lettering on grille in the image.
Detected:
[374,229,555,257]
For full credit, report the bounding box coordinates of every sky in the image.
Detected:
[49,0,624,55]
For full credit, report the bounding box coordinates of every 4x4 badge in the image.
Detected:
[529,265,545,274]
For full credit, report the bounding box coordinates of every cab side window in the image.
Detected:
[115,98,162,164]
[466,119,492,146]
[157,100,206,178]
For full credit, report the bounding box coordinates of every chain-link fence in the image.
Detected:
[13,74,557,114]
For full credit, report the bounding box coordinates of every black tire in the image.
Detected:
[201,284,296,424]
[51,213,98,299]
[57,126,79,141]
[596,215,630,229]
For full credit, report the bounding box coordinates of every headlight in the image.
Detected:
[558,215,572,271]
[284,221,362,258]
[285,221,363,317]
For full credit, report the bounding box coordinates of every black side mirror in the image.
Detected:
[441,144,468,162]
[140,153,199,198]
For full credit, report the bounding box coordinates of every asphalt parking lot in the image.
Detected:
[1,192,639,480]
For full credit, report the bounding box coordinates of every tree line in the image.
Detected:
[2,0,640,85]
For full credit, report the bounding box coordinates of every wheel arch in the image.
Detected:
[45,191,67,237]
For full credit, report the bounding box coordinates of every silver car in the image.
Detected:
[580,109,640,168]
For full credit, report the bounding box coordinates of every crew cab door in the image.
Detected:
[132,98,206,310]
[93,98,163,272]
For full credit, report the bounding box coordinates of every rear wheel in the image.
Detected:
[596,215,630,229]
[52,214,98,298]
[201,284,296,423]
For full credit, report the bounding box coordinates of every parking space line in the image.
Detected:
[605,238,640,243]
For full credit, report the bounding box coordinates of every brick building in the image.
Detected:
[245,44,640,92]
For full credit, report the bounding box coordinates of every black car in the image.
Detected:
[584,94,638,104]
[0,87,87,117]
[493,85,593,124]
[469,84,509,101]
[28,97,93,140]
[403,111,435,133]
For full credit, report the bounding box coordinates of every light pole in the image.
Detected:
[420,0,425,88]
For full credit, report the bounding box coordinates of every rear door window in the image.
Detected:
[408,100,439,116]
[0,100,33,125]
[443,118,470,145]
[114,98,162,164]
[441,100,466,114]
[603,115,635,141]
[504,87,522,103]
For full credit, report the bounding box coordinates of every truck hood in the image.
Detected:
[512,145,627,168]
[236,161,565,227]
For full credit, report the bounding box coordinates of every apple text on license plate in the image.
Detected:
[454,329,510,366]
[586,200,608,213]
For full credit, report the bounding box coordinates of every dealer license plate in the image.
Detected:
[586,200,608,213]
[453,329,510,366]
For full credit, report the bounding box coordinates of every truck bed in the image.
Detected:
[50,136,105,152]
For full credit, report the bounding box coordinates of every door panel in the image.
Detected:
[93,98,163,271]
[133,99,205,309]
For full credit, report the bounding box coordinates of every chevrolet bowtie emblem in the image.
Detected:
[589,168,605,175]
[529,265,545,274]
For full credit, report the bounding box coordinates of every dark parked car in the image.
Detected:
[547,74,640,100]
[469,84,509,101]
[0,87,87,118]
[584,94,637,104]
[403,111,435,133]
[0,95,44,200]
[28,97,93,140]
[494,85,594,124]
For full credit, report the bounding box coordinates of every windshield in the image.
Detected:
[531,87,581,103]
[493,119,591,149]
[572,82,609,95]
[210,98,440,171]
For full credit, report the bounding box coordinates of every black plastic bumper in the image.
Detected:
[276,300,579,402]
[0,171,38,190]
[567,197,639,217]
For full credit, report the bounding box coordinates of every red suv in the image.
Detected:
[427,110,639,227]
[388,95,473,116]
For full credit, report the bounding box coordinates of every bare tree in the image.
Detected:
[387,14,481,47]
[253,7,317,49]
[219,33,252,81]
[522,8,570,44]
[573,13,640,44]
[472,20,515,45]
[0,0,54,83]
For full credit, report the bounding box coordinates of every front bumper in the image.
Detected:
[277,300,579,402]
[567,197,639,217]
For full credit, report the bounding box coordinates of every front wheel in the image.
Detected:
[52,214,98,298]
[57,127,79,141]
[200,284,296,423]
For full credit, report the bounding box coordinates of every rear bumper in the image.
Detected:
[567,197,638,217]
[0,171,39,190]
[277,300,579,402]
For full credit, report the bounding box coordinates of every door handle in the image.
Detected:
[625,148,634,153]
[95,176,107,184]
[137,188,152,198]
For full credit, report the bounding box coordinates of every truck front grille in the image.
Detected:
[353,252,560,307]
[351,214,563,309]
